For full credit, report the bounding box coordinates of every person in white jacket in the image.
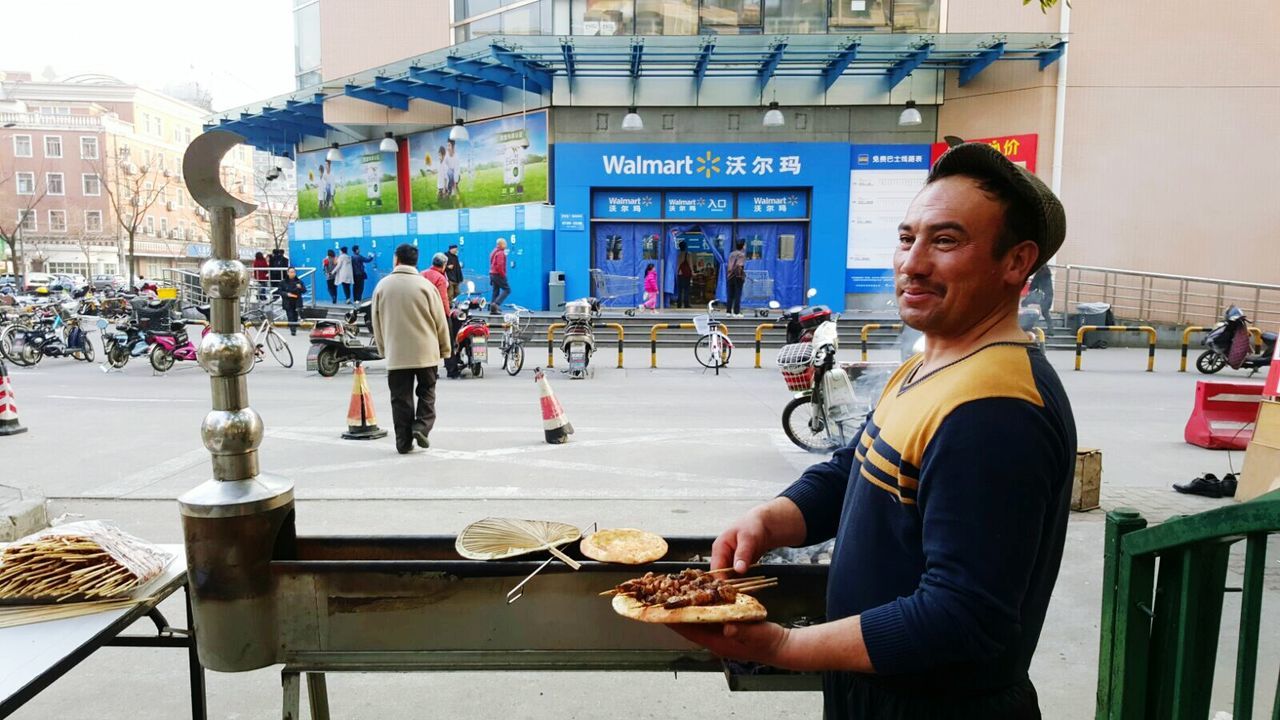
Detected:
[333,246,354,303]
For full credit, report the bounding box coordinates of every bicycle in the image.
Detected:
[499,304,530,376]
[242,299,294,369]
[693,300,733,374]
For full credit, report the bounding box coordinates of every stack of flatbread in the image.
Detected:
[0,521,172,603]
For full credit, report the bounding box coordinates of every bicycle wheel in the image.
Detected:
[266,329,294,368]
[505,343,525,376]
[694,334,732,368]
[782,396,840,453]
[0,325,20,363]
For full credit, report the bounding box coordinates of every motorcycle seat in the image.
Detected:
[1263,331,1277,344]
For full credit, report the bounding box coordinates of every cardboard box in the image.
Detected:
[1252,399,1280,447]
[1073,448,1101,511]
[1239,399,1280,502]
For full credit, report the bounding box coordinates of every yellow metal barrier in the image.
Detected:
[545,322,565,368]
[859,323,904,362]
[1074,325,1157,371]
[754,322,785,368]
[602,322,625,368]
[649,323,696,368]
[1180,326,1264,372]
[1031,327,1046,345]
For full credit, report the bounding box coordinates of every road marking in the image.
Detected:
[45,395,200,403]
[81,446,210,498]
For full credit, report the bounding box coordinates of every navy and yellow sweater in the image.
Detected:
[781,343,1076,693]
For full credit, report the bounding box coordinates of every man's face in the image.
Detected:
[894,176,1034,337]
[449,248,457,255]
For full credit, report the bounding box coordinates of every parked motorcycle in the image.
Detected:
[11,315,95,366]
[447,289,490,379]
[1197,305,1278,374]
[97,317,150,370]
[561,297,601,379]
[307,301,383,377]
[773,295,833,345]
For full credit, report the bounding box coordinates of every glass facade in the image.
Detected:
[455,0,553,42]
[293,0,321,89]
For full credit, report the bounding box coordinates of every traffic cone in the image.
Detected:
[0,359,28,436]
[342,363,388,440]
[1263,328,1280,399]
[535,368,573,444]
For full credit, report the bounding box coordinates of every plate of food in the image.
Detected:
[602,568,775,623]
[579,528,668,565]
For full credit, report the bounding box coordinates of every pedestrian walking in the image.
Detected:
[276,267,307,336]
[371,244,451,455]
[444,244,463,300]
[675,241,693,309]
[726,239,747,317]
[252,252,269,301]
[488,237,510,313]
[1028,264,1054,325]
[334,246,354,303]
[351,245,376,302]
[642,263,659,313]
[269,248,289,290]
[322,249,338,304]
[421,252,450,315]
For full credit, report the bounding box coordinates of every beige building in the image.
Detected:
[0,72,276,280]
[282,0,1277,291]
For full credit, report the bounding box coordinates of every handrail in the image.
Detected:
[545,322,565,368]
[1052,263,1280,328]
[1074,325,1156,372]
[1056,263,1280,291]
[859,323,903,362]
[754,322,785,368]
[1120,491,1280,556]
[649,323,696,368]
[602,322,625,368]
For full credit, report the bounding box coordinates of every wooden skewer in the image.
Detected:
[724,576,776,585]
[733,580,779,594]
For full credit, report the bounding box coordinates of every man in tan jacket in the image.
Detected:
[372,244,452,454]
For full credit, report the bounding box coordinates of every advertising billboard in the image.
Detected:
[407,110,549,212]
[296,139,399,220]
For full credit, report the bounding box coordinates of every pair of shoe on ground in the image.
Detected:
[1173,473,1238,498]
[397,430,430,454]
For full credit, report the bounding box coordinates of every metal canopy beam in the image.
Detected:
[407,67,505,102]
[1038,40,1067,70]
[560,42,577,91]
[758,42,787,91]
[374,76,469,109]
[447,56,544,93]
[693,42,715,93]
[343,83,410,111]
[885,44,932,90]
[249,109,327,138]
[822,41,860,90]
[958,42,1005,86]
[629,41,644,77]
[490,44,555,91]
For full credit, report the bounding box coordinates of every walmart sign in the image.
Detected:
[601,149,804,179]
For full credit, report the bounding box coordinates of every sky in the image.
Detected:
[0,0,295,112]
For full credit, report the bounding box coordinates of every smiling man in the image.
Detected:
[679,143,1076,719]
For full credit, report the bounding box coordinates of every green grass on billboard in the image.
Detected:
[298,183,401,220]
[410,161,548,212]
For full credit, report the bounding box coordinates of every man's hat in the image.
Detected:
[929,142,1066,270]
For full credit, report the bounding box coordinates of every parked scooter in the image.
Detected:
[447,286,490,379]
[773,296,833,345]
[148,306,210,373]
[307,301,383,377]
[97,316,150,370]
[561,297,601,379]
[1197,305,1278,374]
[12,314,95,366]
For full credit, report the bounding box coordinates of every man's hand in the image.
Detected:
[711,498,808,573]
[670,622,790,666]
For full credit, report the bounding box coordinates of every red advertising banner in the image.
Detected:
[930,133,1038,173]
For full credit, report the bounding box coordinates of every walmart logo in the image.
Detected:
[694,151,721,179]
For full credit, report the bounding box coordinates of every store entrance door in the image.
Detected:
[664,222,729,309]
[591,222,661,308]
[737,222,808,308]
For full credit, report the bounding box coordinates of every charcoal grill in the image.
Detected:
[178,133,828,718]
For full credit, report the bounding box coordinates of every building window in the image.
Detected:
[48,210,67,233]
[85,210,103,233]
[829,0,889,30]
[44,135,63,158]
[891,0,938,32]
[13,135,32,157]
[15,172,35,195]
[82,174,101,196]
[18,211,36,232]
[145,216,155,236]
[156,118,163,137]
[764,0,825,32]
[573,0,633,34]
[293,0,322,89]
[636,0,697,34]
[80,136,99,159]
[183,128,191,144]
[700,0,762,33]
[160,217,168,237]
[778,233,796,260]
[46,173,64,196]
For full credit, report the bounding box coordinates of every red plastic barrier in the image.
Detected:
[1184,381,1264,450]
[1263,329,1280,398]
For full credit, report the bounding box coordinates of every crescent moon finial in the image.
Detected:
[182,130,258,218]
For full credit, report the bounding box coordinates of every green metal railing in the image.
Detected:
[1097,489,1280,720]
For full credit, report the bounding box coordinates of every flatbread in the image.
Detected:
[580,528,668,565]
[612,592,767,624]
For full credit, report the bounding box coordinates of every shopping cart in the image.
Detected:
[589,268,644,316]
[743,270,775,317]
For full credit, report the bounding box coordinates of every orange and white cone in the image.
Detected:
[0,359,27,437]
[535,368,573,444]
[1263,327,1280,399]
[342,363,388,440]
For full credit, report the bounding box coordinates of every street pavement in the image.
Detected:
[1,338,1277,719]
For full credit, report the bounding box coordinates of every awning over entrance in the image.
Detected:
[209,32,1065,156]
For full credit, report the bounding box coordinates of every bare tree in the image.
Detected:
[0,160,49,278]
[88,151,170,278]
[253,170,296,251]
[66,209,115,275]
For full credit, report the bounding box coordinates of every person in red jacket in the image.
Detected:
[252,252,269,301]
[420,252,450,316]
[488,237,510,313]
